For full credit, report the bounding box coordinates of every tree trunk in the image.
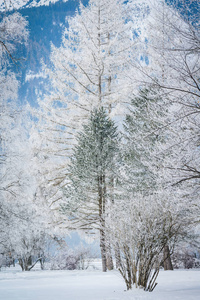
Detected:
[18,258,25,271]
[114,242,121,269]
[27,256,32,266]
[39,257,45,270]
[163,245,173,270]
[100,228,107,272]
[106,241,114,270]
[98,170,107,272]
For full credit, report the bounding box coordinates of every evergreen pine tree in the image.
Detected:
[63,107,119,272]
[122,88,164,195]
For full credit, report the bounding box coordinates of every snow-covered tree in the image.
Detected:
[34,0,149,210]
[62,107,119,272]
[124,1,200,243]
[0,107,65,271]
[111,84,196,279]
[115,87,178,274]
[0,8,29,261]
[0,11,28,103]
[0,5,29,178]
[121,88,166,194]
[0,7,65,268]
[139,0,200,190]
[0,9,29,168]
[48,0,144,118]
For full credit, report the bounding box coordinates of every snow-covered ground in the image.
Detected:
[0,263,199,300]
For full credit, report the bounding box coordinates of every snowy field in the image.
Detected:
[0,263,199,300]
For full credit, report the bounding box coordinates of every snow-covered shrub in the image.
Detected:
[0,253,15,269]
[15,229,49,271]
[110,190,193,291]
[172,249,200,269]
[50,246,93,270]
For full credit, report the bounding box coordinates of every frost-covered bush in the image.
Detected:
[172,249,200,269]
[14,229,49,271]
[50,246,93,270]
[110,191,193,291]
[0,253,14,269]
